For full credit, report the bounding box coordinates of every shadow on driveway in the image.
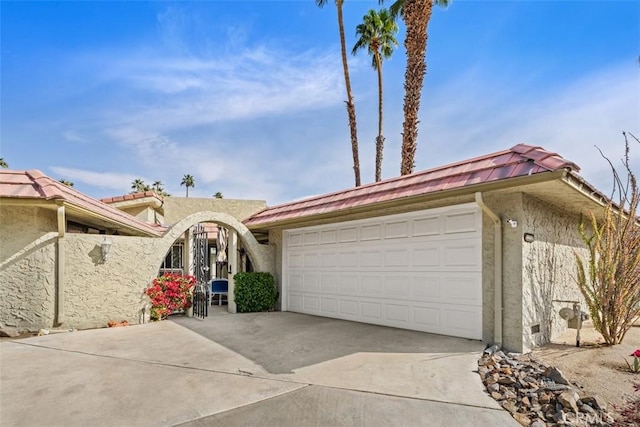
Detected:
[170,311,482,374]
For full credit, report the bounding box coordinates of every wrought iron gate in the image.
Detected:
[192,224,209,318]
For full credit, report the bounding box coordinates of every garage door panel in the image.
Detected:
[361,250,382,266]
[321,252,338,267]
[339,227,358,242]
[412,216,440,237]
[361,224,382,241]
[289,233,304,247]
[412,246,440,267]
[320,230,337,244]
[413,306,441,328]
[384,220,410,239]
[442,276,482,303]
[304,274,321,292]
[283,203,482,340]
[303,295,320,311]
[385,277,410,298]
[411,276,441,300]
[339,251,358,267]
[444,211,479,234]
[289,294,303,310]
[443,242,481,267]
[361,276,382,296]
[340,299,359,316]
[339,275,359,294]
[442,307,482,338]
[384,248,410,267]
[304,253,320,267]
[321,275,338,293]
[386,304,410,323]
[289,274,303,291]
[321,298,338,313]
[361,301,382,319]
[289,253,304,268]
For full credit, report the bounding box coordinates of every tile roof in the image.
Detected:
[245,144,581,227]
[0,169,165,236]
[100,191,163,204]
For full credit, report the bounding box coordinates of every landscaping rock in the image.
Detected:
[558,390,579,413]
[530,418,547,427]
[0,327,20,338]
[581,395,608,412]
[478,347,612,427]
[544,366,571,386]
[512,412,530,426]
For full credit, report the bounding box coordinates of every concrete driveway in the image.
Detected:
[1,311,517,426]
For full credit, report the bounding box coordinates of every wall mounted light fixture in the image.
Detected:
[101,237,113,261]
[506,218,518,228]
[524,233,535,243]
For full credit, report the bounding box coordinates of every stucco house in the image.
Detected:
[0,170,273,331]
[0,144,608,353]
[244,144,608,353]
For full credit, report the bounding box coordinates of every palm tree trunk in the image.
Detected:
[186,187,189,198]
[337,0,361,187]
[375,51,384,182]
[400,0,432,176]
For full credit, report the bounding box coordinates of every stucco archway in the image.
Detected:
[157,211,274,276]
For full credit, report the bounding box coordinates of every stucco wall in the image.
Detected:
[0,206,57,330]
[62,234,161,329]
[482,192,525,353]
[60,211,276,329]
[521,195,587,352]
[163,197,266,224]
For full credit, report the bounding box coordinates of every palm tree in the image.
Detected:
[213,192,224,199]
[131,178,148,193]
[0,158,8,168]
[181,174,195,197]
[152,180,164,193]
[352,8,398,182]
[316,0,361,187]
[385,0,450,175]
[59,179,74,187]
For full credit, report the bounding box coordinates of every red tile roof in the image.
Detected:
[245,144,580,227]
[0,170,165,236]
[100,191,163,204]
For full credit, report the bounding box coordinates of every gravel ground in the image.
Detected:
[532,321,640,411]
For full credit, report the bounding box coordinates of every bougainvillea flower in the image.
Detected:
[631,349,640,358]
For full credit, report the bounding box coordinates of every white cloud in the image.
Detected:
[50,167,144,191]
[415,62,640,193]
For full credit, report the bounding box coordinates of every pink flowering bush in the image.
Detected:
[144,273,196,321]
[626,349,640,374]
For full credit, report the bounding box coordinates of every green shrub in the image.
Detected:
[234,272,278,313]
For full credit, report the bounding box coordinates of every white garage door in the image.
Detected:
[282,203,482,339]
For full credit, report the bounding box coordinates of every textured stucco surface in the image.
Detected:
[1,202,276,331]
[483,192,525,353]
[60,211,275,330]
[0,206,57,330]
[163,197,266,224]
[62,233,160,329]
[521,195,587,352]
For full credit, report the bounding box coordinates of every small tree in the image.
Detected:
[575,132,640,345]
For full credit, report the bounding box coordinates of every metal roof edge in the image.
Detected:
[246,170,567,231]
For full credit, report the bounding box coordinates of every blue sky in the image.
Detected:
[1,1,639,204]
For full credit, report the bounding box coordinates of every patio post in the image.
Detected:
[227,229,237,313]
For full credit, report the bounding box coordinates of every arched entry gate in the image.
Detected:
[191,224,209,319]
